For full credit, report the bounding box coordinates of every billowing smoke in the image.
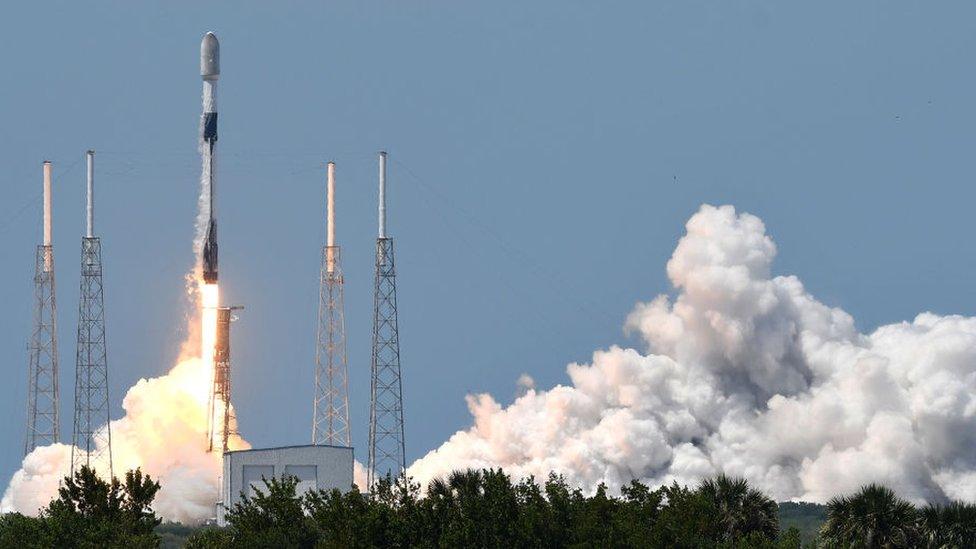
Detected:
[409,204,976,505]
[0,313,249,523]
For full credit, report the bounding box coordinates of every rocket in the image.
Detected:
[201,32,220,284]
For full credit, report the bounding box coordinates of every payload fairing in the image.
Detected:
[201,32,220,283]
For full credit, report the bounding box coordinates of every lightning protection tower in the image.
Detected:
[368,151,406,488]
[71,151,113,476]
[26,161,60,454]
[313,161,350,446]
[208,305,242,453]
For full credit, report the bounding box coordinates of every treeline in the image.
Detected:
[0,466,161,548]
[190,470,976,548]
[1,466,974,548]
[190,471,791,548]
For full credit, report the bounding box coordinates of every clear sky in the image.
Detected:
[2,2,976,486]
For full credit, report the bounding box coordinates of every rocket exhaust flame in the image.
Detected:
[201,284,219,386]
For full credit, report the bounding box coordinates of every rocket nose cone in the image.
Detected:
[201,32,220,79]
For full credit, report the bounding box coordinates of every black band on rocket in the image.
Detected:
[204,113,218,142]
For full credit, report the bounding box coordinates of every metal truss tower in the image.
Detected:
[208,305,241,453]
[26,161,60,455]
[368,151,406,487]
[71,151,113,476]
[313,162,350,446]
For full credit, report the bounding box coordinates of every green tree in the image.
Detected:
[614,478,664,547]
[919,501,976,548]
[653,481,719,548]
[122,468,163,533]
[304,486,372,548]
[513,475,556,546]
[697,474,780,543]
[479,468,521,546]
[776,526,804,549]
[411,469,522,547]
[820,484,920,548]
[2,465,162,549]
[363,473,424,547]
[170,468,949,549]
[572,482,617,546]
[0,512,46,548]
[50,466,160,548]
[544,473,581,547]
[223,475,315,548]
[183,526,233,548]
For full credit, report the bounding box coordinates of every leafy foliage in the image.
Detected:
[821,484,920,548]
[918,500,976,549]
[187,470,795,548]
[819,484,976,548]
[0,465,161,548]
[699,474,780,542]
[156,521,200,548]
[778,502,827,545]
[4,466,970,548]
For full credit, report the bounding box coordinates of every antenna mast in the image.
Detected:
[71,150,113,476]
[313,161,350,446]
[368,151,406,487]
[26,161,60,454]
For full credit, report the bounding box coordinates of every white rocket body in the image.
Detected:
[201,32,220,284]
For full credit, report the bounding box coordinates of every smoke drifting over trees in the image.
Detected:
[410,204,976,505]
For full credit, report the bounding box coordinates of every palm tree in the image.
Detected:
[821,484,920,548]
[696,474,779,542]
[919,501,976,548]
[447,469,484,500]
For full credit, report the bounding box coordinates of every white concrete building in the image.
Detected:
[217,444,354,526]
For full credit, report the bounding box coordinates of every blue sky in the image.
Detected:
[2,2,976,485]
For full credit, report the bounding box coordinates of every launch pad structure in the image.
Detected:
[208,305,242,454]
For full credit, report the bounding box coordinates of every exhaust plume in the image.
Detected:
[2,309,249,523]
[409,204,976,505]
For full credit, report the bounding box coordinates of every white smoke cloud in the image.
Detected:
[408,204,976,505]
[0,343,249,523]
[353,460,369,490]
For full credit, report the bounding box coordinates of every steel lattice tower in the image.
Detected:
[368,151,406,487]
[207,306,242,453]
[313,162,350,446]
[71,151,113,475]
[26,161,59,454]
